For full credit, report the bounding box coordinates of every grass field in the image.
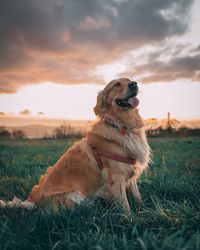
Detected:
[0,137,200,250]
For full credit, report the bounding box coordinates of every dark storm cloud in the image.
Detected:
[0,0,195,93]
[137,54,200,83]
[121,43,200,83]
[119,41,200,83]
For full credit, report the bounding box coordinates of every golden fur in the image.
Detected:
[0,78,150,215]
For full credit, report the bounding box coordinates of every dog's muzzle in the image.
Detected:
[116,81,139,109]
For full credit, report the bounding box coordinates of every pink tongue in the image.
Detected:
[128,97,139,108]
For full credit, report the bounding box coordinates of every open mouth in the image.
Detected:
[116,93,139,109]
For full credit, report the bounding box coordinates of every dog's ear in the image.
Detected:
[94,90,106,116]
[132,109,144,129]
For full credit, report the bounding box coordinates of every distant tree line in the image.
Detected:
[0,126,26,139]
[1,123,200,139]
[0,123,85,139]
[146,113,200,137]
[146,126,200,137]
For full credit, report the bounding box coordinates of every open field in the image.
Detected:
[0,137,200,250]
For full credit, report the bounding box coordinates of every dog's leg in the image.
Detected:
[109,178,131,217]
[40,191,86,210]
[120,182,131,217]
[130,179,141,211]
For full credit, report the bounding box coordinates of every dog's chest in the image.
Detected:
[122,133,149,164]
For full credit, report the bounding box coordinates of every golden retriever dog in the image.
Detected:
[0,78,150,216]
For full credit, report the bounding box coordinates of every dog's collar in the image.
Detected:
[101,113,134,136]
[104,120,128,136]
[90,144,136,170]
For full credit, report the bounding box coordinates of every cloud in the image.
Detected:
[117,42,200,83]
[140,55,200,83]
[19,109,31,115]
[193,44,200,52]
[38,112,45,115]
[0,0,195,93]
[79,16,111,31]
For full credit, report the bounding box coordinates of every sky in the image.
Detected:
[0,0,200,121]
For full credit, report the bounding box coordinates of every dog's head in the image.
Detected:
[94,78,144,129]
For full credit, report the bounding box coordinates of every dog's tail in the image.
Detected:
[0,196,35,210]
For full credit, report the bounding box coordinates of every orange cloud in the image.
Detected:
[0,0,195,93]
[19,109,31,115]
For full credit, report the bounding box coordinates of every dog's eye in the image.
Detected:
[113,82,121,88]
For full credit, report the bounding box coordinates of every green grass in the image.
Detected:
[0,137,200,250]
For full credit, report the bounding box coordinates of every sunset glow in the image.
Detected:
[0,81,199,121]
[0,0,200,125]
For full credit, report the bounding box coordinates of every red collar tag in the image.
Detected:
[120,127,126,135]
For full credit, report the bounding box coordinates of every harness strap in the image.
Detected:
[90,144,136,170]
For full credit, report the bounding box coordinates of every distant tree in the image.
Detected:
[13,129,26,139]
[161,112,180,129]
[0,126,12,139]
[53,123,75,138]
[176,127,200,137]
[53,122,84,139]
[145,118,159,130]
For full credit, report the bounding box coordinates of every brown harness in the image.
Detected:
[90,144,136,170]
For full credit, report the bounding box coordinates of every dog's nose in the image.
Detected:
[128,81,137,89]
